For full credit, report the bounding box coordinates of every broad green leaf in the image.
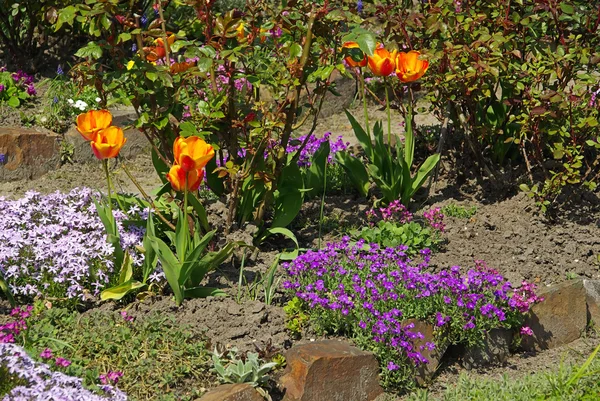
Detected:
[100,280,145,301]
[404,154,440,203]
[187,192,209,232]
[304,140,330,198]
[0,274,15,307]
[189,242,237,287]
[260,227,299,259]
[184,287,227,298]
[335,152,369,197]
[149,236,184,305]
[344,109,372,159]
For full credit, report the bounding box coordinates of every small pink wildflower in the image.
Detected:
[40,348,53,359]
[55,357,71,368]
[520,326,534,336]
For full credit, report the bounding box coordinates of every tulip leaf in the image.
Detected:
[187,192,209,232]
[184,286,227,298]
[304,140,330,199]
[100,279,145,301]
[0,273,15,307]
[335,152,369,197]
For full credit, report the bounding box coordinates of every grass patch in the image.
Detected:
[441,204,477,219]
[405,344,600,401]
[20,307,213,401]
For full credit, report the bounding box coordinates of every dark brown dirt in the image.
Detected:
[424,182,600,287]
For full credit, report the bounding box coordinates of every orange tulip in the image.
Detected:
[342,41,367,68]
[170,61,195,74]
[173,136,215,172]
[90,126,127,160]
[167,164,203,192]
[396,51,429,82]
[367,46,397,77]
[76,110,112,141]
[145,35,176,62]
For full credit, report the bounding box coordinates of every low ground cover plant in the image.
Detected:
[0,69,36,108]
[283,239,542,390]
[354,201,445,254]
[1,305,213,400]
[0,188,147,305]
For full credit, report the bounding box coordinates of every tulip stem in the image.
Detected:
[360,69,370,137]
[121,162,176,231]
[385,77,392,150]
[183,179,189,260]
[103,160,113,215]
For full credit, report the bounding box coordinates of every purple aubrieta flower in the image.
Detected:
[0,153,5,164]
[0,84,5,92]
[55,357,72,368]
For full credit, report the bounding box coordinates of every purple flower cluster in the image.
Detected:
[0,306,32,344]
[423,207,445,232]
[366,200,413,225]
[284,239,541,373]
[0,189,146,302]
[0,343,127,400]
[11,70,36,96]
[286,132,350,167]
[509,281,544,313]
[99,371,124,386]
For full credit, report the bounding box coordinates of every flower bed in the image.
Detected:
[0,188,146,303]
[284,238,542,389]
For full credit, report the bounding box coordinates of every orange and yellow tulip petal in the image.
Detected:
[342,41,367,68]
[76,110,113,141]
[173,136,215,172]
[170,61,195,74]
[367,47,397,77]
[166,165,203,192]
[90,126,127,160]
[396,51,429,83]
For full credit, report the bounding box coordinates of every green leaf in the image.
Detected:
[0,273,15,307]
[272,160,304,228]
[304,140,330,198]
[403,154,440,204]
[259,227,299,259]
[187,192,209,232]
[289,43,302,58]
[184,287,227,298]
[559,3,574,14]
[344,109,372,159]
[74,42,103,59]
[149,236,184,305]
[100,280,145,301]
[335,152,369,197]
[205,157,224,196]
[189,242,238,287]
[117,252,134,283]
[151,148,169,184]
[7,96,19,108]
[142,212,158,282]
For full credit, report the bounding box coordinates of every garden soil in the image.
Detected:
[2,100,600,397]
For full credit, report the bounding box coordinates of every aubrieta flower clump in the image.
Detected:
[0,188,147,303]
[11,70,36,96]
[423,207,445,232]
[0,343,127,400]
[366,200,413,225]
[283,239,542,389]
[0,306,32,344]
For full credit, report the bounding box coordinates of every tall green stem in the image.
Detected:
[103,159,113,215]
[183,178,189,263]
[385,77,392,150]
[317,157,328,250]
[404,86,415,169]
[359,69,370,137]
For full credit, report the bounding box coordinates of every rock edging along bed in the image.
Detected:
[201,278,599,401]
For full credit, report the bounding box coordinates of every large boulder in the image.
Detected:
[279,340,383,401]
[522,279,588,351]
[0,127,60,182]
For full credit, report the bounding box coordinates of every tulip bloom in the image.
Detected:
[76,110,112,141]
[396,51,429,82]
[342,41,367,68]
[170,61,195,74]
[145,35,176,62]
[173,136,215,172]
[167,164,203,192]
[236,22,245,41]
[91,126,127,160]
[367,47,397,77]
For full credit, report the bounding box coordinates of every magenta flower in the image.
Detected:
[520,326,534,336]
[55,357,72,368]
[40,348,53,359]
